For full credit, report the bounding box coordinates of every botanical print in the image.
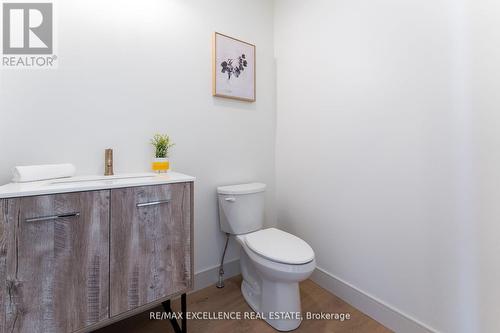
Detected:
[213,32,255,101]
[221,54,248,80]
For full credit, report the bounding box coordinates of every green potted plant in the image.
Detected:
[151,133,175,173]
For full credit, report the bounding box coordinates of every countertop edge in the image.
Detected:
[0,172,196,199]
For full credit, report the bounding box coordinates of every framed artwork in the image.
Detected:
[212,32,256,102]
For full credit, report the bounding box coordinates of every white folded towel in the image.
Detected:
[12,163,76,183]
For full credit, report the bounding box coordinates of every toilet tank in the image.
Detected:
[217,183,266,235]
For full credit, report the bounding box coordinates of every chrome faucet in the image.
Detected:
[104,149,114,176]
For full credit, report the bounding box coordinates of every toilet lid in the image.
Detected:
[244,228,315,265]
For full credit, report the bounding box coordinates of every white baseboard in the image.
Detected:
[194,259,241,291]
[311,267,439,333]
[194,261,437,333]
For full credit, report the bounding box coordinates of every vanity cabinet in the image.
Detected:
[110,183,192,316]
[0,191,110,333]
[0,177,194,333]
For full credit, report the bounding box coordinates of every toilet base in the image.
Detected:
[241,279,302,331]
[240,250,304,331]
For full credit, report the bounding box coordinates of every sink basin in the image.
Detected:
[0,171,195,199]
[49,173,157,185]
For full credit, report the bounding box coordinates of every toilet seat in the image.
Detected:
[244,228,315,265]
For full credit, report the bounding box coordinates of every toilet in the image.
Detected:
[217,183,316,331]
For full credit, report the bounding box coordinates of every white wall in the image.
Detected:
[0,0,276,274]
[274,1,481,332]
[469,1,500,332]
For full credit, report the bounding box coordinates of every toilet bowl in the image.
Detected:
[237,228,315,331]
[217,183,316,331]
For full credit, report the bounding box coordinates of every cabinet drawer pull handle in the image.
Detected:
[136,200,170,208]
[25,212,80,223]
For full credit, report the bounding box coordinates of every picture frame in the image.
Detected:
[212,32,256,102]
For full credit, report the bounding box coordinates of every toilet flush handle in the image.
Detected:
[225,197,236,202]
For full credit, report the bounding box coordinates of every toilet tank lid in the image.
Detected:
[217,183,266,195]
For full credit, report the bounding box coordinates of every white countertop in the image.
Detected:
[0,172,195,199]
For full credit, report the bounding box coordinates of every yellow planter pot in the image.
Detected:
[152,158,170,173]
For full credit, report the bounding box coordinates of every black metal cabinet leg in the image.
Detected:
[181,293,187,333]
[162,293,187,333]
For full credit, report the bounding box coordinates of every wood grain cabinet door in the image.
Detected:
[110,183,192,316]
[0,191,110,333]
